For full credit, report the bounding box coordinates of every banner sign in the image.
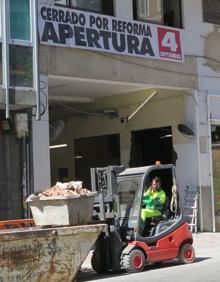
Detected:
[38,5,184,63]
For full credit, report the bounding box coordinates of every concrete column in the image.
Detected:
[173,89,213,232]
[32,74,51,192]
[114,0,133,19]
[173,91,198,207]
[196,90,214,232]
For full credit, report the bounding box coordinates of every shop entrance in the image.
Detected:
[74,134,121,188]
[130,126,175,167]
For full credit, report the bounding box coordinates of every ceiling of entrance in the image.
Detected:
[48,76,185,119]
[48,75,150,103]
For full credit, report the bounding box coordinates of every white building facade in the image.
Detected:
[0,0,220,232]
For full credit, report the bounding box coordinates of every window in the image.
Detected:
[212,125,220,146]
[203,0,220,25]
[157,0,162,13]
[10,0,30,41]
[134,0,182,28]
[54,0,69,6]
[9,45,33,87]
[54,0,114,16]
[0,1,2,85]
[0,44,2,85]
[0,1,2,39]
[8,0,33,88]
[137,0,150,21]
[71,0,101,13]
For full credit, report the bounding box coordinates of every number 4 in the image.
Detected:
[161,31,178,52]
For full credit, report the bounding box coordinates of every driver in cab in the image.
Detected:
[140,177,166,233]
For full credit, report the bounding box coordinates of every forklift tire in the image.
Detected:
[121,249,145,273]
[178,243,195,264]
[91,252,109,274]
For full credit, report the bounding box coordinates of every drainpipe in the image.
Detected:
[207,94,216,232]
[194,90,203,232]
[2,0,10,119]
[33,0,40,120]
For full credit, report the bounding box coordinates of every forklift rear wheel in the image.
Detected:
[91,252,109,274]
[178,243,195,264]
[122,249,145,273]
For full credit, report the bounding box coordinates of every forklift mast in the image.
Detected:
[90,165,125,221]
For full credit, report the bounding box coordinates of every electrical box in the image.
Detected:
[14,113,29,138]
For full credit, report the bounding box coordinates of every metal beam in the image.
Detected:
[127,90,158,121]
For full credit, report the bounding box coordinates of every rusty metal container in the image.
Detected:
[27,192,97,226]
[0,223,106,282]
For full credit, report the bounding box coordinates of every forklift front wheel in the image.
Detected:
[121,249,145,273]
[91,252,109,274]
[178,243,195,264]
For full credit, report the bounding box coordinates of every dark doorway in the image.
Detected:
[75,134,121,189]
[0,112,24,220]
[130,126,176,167]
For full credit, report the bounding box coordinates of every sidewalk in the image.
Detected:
[193,232,220,249]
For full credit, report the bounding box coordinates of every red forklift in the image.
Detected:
[90,163,195,273]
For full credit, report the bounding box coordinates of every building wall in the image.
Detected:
[44,0,220,231]
[39,47,198,91]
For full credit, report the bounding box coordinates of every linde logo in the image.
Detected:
[38,5,184,63]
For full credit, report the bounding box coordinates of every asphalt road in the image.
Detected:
[77,233,220,282]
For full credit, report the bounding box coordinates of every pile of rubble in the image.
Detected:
[38,181,91,198]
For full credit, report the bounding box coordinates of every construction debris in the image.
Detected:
[37,181,91,198]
